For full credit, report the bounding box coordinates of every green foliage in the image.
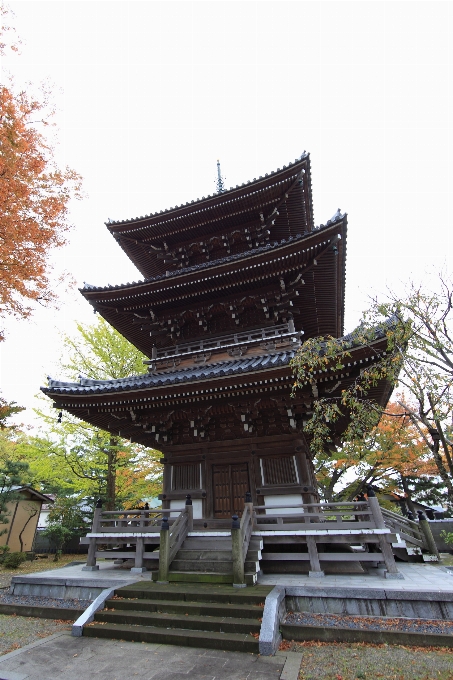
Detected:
[291,320,410,457]
[36,316,162,510]
[47,496,91,535]
[0,396,24,429]
[58,316,146,381]
[440,530,453,546]
[3,551,27,569]
[41,523,72,553]
[0,545,10,562]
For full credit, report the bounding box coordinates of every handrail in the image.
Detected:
[232,498,254,587]
[380,507,427,549]
[157,495,193,583]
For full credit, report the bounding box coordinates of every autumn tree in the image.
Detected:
[291,274,453,507]
[37,317,162,509]
[0,8,82,339]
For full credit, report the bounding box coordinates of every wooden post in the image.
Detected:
[244,491,254,528]
[186,494,194,533]
[307,536,324,577]
[232,515,246,588]
[82,499,102,571]
[131,537,146,573]
[157,517,170,584]
[417,511,440,558]
[367,488,404,579]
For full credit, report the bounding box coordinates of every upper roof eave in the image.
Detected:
[105,155,311,234]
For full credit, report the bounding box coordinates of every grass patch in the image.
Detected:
[281,640,453,680]
[0,555,81,589]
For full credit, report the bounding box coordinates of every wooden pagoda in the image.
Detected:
[42,154,392,522]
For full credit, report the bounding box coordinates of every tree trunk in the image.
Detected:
[106,437,117,511]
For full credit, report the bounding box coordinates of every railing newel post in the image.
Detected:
[417,511,440,558]
[157,516,170,584]
[186,494,194,532]
[232,514,245,588]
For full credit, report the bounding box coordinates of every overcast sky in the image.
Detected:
[0,0,452,425]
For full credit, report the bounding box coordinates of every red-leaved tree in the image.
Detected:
[0,7,82,339]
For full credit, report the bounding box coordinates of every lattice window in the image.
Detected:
[260,456,298,486]
[172,464,201,490]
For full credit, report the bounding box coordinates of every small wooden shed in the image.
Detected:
[0,487,53,552]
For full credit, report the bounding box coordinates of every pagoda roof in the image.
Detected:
[106,155,314,278]
[81,215,347,357]
[42,327,393,448]
[43,321,392,401]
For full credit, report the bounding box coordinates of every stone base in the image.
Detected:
[385,570,405,579]
[233,583,247,588]
[130,567,147,573]
[82,565,99,571]
[309,571,325,578]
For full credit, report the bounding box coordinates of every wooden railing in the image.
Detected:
[93,508,164,533]
[157,496,194,583]
[253,500,375,530]
[380,507,425,548]
[231,496,254,587]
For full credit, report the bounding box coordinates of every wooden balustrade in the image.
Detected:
[157,495,193,583]
[231,495,254,587]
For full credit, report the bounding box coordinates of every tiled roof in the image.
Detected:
[43,317,393,399]
[106,154,310,228]
[44,350,295,396]
[81,214,345,294]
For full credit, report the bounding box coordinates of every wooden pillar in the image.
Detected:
[307,536,324,578]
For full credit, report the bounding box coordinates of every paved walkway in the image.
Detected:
[11,560,453,593]
[0,632,288,680]
[258,562,453,592]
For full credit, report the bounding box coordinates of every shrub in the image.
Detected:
[3,552,27,569]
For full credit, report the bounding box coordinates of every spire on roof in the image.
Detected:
[216,159,225,193]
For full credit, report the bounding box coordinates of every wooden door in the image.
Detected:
[212,463,250,518]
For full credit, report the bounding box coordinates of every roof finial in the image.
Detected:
[216,159,225,193]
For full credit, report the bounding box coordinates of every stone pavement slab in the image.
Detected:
[0,632,284,680]
[258,562,453,592]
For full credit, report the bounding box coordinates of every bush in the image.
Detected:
[3,552,27,569]
[0,545,10,563]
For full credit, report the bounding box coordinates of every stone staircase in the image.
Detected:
[83,582,272,652]
[151,534,262,585]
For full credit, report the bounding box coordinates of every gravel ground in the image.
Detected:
[0,614,72,656]
[0,591,91,610]
[282,640,453,680]
[284,611,453,636]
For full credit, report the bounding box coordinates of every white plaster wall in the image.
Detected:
[170,499,203,519]
[263,494,304,515]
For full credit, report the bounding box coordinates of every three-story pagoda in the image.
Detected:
[42,154,391,520]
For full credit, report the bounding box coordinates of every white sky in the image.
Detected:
[0,0,452,426]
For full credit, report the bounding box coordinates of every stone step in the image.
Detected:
[150,571,258,585]
[174,549,261,561]
[115,583,271,605]
[96,609,261,634]
[106,597,264,619]
[83,621,259,653]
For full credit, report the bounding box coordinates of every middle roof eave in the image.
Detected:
[81,220,346,306]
